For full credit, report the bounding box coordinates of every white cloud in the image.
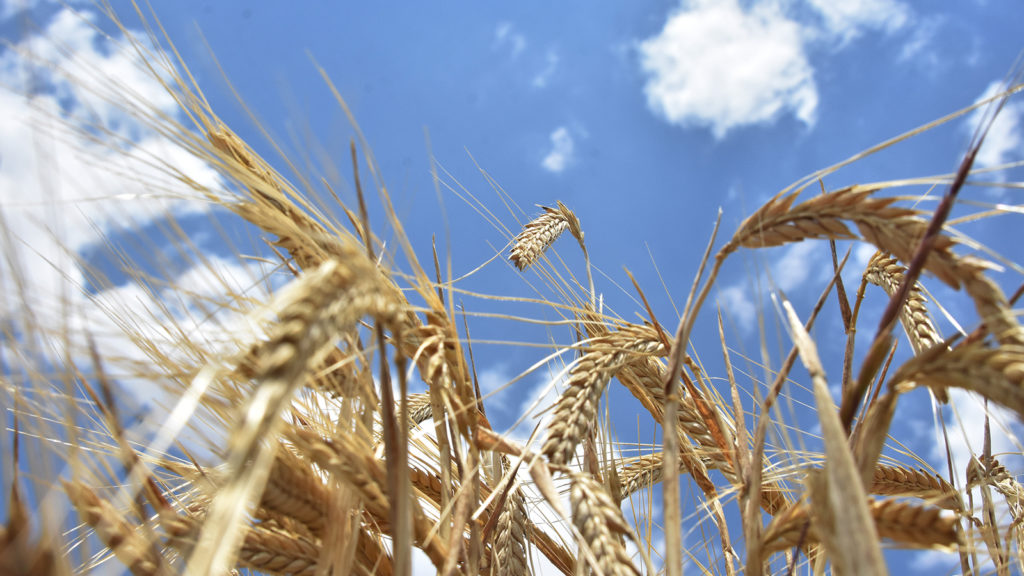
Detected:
[965,81,1024,182]
[898,16,942,66]
[805,0,910,43]
[0,0,84,20]
[638,0,918,138]
[638,0,817,139]
[0,10,218,320]
[717,284,757,334]
[541,126,575,173]
[0,8,243,393]
[532,49,560,89]
[773,242,817,292]
[931,389,1023,474]
[494,21,527,58]
[506,362,571,445]
[477,364,535,418]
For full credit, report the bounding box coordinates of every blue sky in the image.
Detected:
[2,1,1023,574]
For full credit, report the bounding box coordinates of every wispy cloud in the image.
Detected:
[541,126,575,173]
[532,49,560,88]
[494,21,527,58]
[773,242,818,292]
[805,0,910,43]
[964,81,1024,183]
[717,284,758,334]
[898,15,943,66]
[638,0,817,139]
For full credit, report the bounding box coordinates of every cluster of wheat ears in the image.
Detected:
[3,6,1024,576]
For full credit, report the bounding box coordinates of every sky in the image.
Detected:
[1,0,1023,574]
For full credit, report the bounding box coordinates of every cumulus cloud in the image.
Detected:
[931,389,1023,474]
[0,12,201,313]
[541,126,575,173]
[1,0,84,20]
[0,8,243,397]
[638,0,916,138]
[964,81,1024,182]
[638,0,817,139]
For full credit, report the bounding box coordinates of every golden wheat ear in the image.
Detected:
[509,202,582,270]
[569,472,642,576]
[541,323,665,466]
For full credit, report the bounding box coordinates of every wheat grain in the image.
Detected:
[260,449,329,536]
[238,522,320,576]
[865,251,948,402]
[407,391,434,425]
[865,252,942,354]
[615,453,664,499]
[871,499,961,549]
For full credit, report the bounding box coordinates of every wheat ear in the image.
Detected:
[570,472,641,576]
[509,202,583,270]
[290,430,450,570]
[64,482,169,576]
[190,249,403,575]
[763,498,959,553]
[890,340,1024,421]
[492,480,531,576]
[872,464,960,510]
[542,324,665,466]
[864,251,948,401]
[161,505,347,576]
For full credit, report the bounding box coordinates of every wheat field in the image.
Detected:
[3,4,1024,576]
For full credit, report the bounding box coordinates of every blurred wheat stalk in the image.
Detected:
[3,4,1024,576]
